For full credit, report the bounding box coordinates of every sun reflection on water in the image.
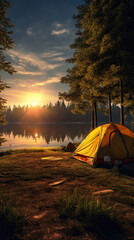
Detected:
[0,123,92,150]
[35,133,38,138]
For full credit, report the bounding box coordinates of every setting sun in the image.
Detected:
[24,93,44,106]
[32,101,38,106]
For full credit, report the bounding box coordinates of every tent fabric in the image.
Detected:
[74,124,107,158]
[74,123,134,165]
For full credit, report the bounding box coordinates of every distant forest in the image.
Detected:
[5,101,132,122]
[5,101,133,123]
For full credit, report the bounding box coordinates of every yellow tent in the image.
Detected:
[74,123,134,165]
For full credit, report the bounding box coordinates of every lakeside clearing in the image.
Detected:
[0,148,134,240]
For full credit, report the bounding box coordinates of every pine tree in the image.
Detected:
[81,0,134,124]
[85,0,134,125]
[60,0,134,127]
[0,0,15,144]
[0,0,15,122]
[59,0,101,128]
[81,0,119,123]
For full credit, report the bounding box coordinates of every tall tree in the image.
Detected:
[0,0,15,121]
[59,0,101,128]
[81,0,119,123]
[84,0,134,125]
[82,0,134,125]
[0,0,15,144]
[60,0,134,127]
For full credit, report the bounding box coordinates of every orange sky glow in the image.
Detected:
[3,88,58,107]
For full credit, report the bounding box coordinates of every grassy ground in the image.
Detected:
[0,148,134,240]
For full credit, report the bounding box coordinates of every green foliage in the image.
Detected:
[0,0,15,129]
[59,1,95,114]
[0,79,9,125]
[59,0,134,125]
[0,133,6,146]
[0,0,14,70]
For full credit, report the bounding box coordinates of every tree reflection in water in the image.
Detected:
[0,123,91,149]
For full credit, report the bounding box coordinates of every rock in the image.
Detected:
[62,142,76,152]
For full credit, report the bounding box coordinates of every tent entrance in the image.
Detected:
[109,130,129,159]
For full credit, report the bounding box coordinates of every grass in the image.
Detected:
[0,195,24,240]
[0,149,133,239]
[0,147,62,156]
[56,189,110,218]
[56,190,123,240]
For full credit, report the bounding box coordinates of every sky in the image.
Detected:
[2,0,84,107]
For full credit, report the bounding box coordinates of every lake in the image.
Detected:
[0,122,133,151]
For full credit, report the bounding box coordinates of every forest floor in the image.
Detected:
[0,148,134,240]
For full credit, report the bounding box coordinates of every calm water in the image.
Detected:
[0,122,133,151]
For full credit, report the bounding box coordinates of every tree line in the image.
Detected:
[59,0,134,129]
[5,101,133,123]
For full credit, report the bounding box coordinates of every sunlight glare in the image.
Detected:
[35,133,38,138]
[33,101,38,106]
[25,93,43,106]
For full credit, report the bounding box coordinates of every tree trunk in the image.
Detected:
[120,79,124,125]
[91,109,94,129]
[108,92,112,122]
[94,102,97,128]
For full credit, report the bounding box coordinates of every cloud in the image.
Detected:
[10,75,62,89]
[17,71,44,76]
[51,29,69,35]
[52,23,63,29]
[26,27,33,35]
[55,23,62,28]
[19,84,27,87]
[8,49,62,72]
[45,77,60,84]
[41,51,63,58]
[32,82,45,87]
[31,77,60,87]
[12,64,44,76]
[52,57,66,62]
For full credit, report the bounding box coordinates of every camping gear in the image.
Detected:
[74,123,134,166]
